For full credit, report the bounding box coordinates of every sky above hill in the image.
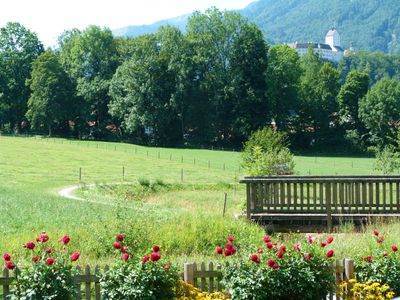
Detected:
[0,0,255,47]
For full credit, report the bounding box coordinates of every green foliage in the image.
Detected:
[100,258,179,299]
[223,239,335,300]
[359,78,400,147]
[373,146,400,175]
[241,128,294,176]
[26,50,74,136]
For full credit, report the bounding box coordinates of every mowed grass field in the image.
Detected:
[0,135,398,265]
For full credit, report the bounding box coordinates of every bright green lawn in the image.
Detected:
[0,135,398,265]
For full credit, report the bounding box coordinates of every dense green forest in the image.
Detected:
[1,8,400,152]
[114,0,400,54]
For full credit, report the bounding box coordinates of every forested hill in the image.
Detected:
[113,0,400,54]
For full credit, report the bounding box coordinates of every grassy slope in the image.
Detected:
[0,136,397,264]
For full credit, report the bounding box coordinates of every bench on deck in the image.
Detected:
[240,176,400,231]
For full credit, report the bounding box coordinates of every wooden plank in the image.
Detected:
[264,182,269,211]
[3,268,9,300]
[313,182,317,211]
[85,265,91,300]
[76,266,82,300]
[280,182,285,209]
[368,182,373,213]
[339,182,345,212]
[293,183,298,210]
[390,182,393,211]
[246,184,251,219]
[383,182,387,212]
[216,264,222,291]
[300,183,304,211]
[287,182,291,208]
[274,182,278,210]
[184,263,195,286]
[319,182,324,211]
[375,182,380,212]
[332,182,338,213]
[397,182,400,212]
[326,182,332,232]
[355,182,360,213]
[200,262,206,291]
[362,182,367,212]
[94,266,101,300]
[209,262,214,293]
[307,182,311,210]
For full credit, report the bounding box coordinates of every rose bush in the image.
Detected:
[100,234,179,300]
[4,232,80,299]
[220,235,336,300]
[355,230,400,296]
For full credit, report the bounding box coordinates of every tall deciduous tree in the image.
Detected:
[26,50,74,136]
[359,78,400,147]
[0,22,43,131]
[266,44,302,129]
[58,26,118,137]
[186,8,269,144]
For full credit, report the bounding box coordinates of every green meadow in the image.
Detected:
[0,135,398,265]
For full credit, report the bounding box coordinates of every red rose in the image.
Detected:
[36,233,49,243]
[308,236,313,245]
[392,244,398,252]
[326,236,334,244]
[142,255,150,263]
[5,261,15,270]
[267,259,275,268]
[321,241,327,248]
[257,248,263,254]
[45,258,55,265]
[46,247,53,254]
[273,263,279,269]
[263,236,271,243]
[121,253,129,262]
[224,249,232,256]
[32,255,42,262]
[227,236,234,242]
[62,236,70,245]
[366,256,373,262]
[24,241,35,250]
[373,230,379,236]
[216,246,223,255]
[277,251,284,259]
[266,242,273,249]
[326,250,334,258]
[113,242,121,249]
[116,234,124,242]
[250,254,260,264]
[279,245,286,252]
[153,245,160,253]
[121,246,129,253]
[71,252,80,262]
[226,243,233,250]
[150,252,161,262]
[3,253,11,261]
[305,253,311,260]
[231,247,237,255]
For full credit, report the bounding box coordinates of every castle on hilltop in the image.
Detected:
[288,28,344,63]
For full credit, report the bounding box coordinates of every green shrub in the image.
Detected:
[374,146,400,174]
[241,128,295,176]
[100,234,179,299]
[221,235,335,300]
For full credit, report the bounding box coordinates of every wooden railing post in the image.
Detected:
[326,182,332,233]
[246,183,251,219]
[184,263,195,286]
[3,268,9,300]
[344,259,354,281]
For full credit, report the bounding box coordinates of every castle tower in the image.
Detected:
[325,27,340,48]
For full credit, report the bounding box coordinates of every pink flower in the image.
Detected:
[216,246,223,255]
[71,252,80,262]
[36,233,49,243]
[227,236,234,242]
[392,244,398,252]
[266,242,273,249]
[3,253,11,261]
[373,230,379,236]
[5,261,15,270]
[121,246,129,253]
[305,253,311,260]
[279,245,286,252]
[307,236,314,244]
[366,256,373,262]
[273,263,279,269]
[163,264,171,270]
[116,234,124,242]
[122,253,129,262]
[24,241,35,250]
[257,248,263,254]
[267,259,275,268]
[250,254,260,264]
[326,250,334,258]
[32,255,42,263]
[153,245,160,253]
[263,236,272,243]
[113,242,121,250]
[46,247,53,254]
[142,255,150,263]
[45,258,55,265]
[293,244,301,251]
[62,236,70,245]
[326,236,334,244]
[150,252,161,262]
[321,241,327,248]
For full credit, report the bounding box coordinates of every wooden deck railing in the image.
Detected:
[1,260,354,299]
[241,176,400,228]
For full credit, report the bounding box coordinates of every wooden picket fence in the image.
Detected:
[1,259,354,299]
